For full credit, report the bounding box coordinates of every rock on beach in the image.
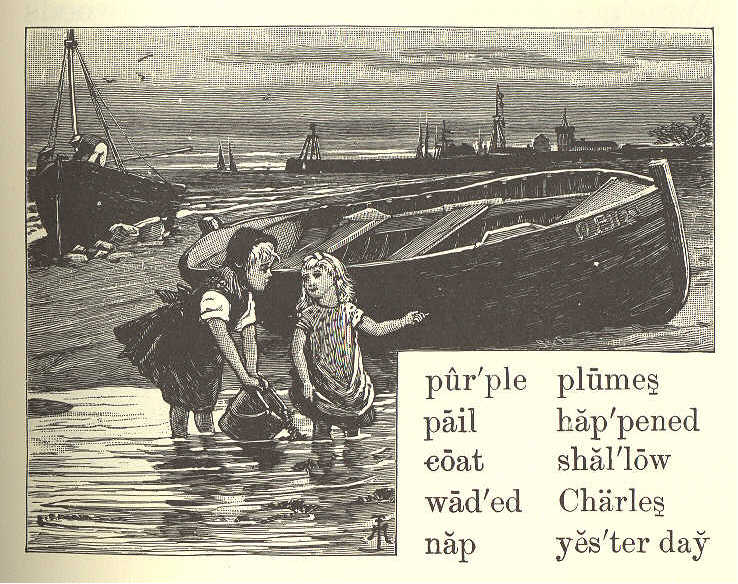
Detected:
[107,251,134,263]
[62,252,88,265]
[108,223,139,245]
[134,216,165,242]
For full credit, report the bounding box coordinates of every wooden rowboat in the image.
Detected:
[180,159,689,349]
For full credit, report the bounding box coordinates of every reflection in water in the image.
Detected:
[236,441,285,472]
[27,386,397,555]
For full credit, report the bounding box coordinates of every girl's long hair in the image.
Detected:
[295,252,355,313]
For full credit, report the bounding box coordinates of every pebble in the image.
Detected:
[94,240,115,251]
[62,252,88,265]
[107,251,134,263]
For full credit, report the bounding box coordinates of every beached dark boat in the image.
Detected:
[180,159,689,349]
[27,29,185,256]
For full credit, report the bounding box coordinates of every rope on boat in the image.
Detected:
[47,55,67,149]
[74,46,170,185]
[75,49,124,171]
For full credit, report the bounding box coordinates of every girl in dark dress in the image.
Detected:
[114,227,280,438]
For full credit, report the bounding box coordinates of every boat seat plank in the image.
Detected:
[563,178,648,220]
[374,213,443,235]
[480,223,544,246]
[388,203,489,260]
[480,194,586,220]
[276,226,332,266]
[277,217,389,269]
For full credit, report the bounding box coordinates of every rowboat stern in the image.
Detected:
[647,159,690,321]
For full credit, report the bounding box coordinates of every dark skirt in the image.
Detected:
[114,302,223,411]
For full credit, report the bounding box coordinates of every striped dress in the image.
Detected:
[294,302,374,423]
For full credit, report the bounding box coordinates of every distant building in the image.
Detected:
[570,138,618,152]
[533,134,551,152]
[555,108,576,152]
[554,108,617,152]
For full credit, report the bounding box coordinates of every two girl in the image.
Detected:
[290,251,426,439]
[116,227,425,441]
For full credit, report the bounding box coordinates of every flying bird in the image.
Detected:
[137,52,153,63]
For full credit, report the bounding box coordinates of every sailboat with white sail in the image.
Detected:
[216,139,238,172]
[228,139,238,173]
[216,140,226,171]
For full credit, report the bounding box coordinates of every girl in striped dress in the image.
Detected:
[290,252,426,439]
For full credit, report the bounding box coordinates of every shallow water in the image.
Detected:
[28,381,397,555]
[25,153,713,554]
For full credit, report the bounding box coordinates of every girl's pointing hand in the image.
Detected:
[404,311,429,326]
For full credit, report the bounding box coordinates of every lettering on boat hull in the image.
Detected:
[575,205,642,241]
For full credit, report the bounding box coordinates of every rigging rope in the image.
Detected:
[75,50,124,171]
[47,54,67,149]
[75,47,169,184]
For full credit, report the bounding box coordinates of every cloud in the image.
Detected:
[388,47,633,72]
[206,45,379,66]
[26,27,714,89]
[621,45,713,61]
[206,44,633,73]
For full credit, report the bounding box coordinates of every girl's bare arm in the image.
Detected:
[357,311,427,336]
[239,324,259,378]
[207,319,261,387]
[291,328,315,399]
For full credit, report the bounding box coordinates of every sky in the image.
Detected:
[26,27,713,89]
[24,27,714,155]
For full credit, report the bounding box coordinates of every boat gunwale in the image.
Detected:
[194,166,654,232]
[380,166,653,201]
[30,159,185,194]
[183,166,661,273]
[272,183,661,271]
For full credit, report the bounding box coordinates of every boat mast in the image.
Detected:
[416,115,424,159]
[65,29,79,136]
[491,84,505,151]
[424,113,429,158]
